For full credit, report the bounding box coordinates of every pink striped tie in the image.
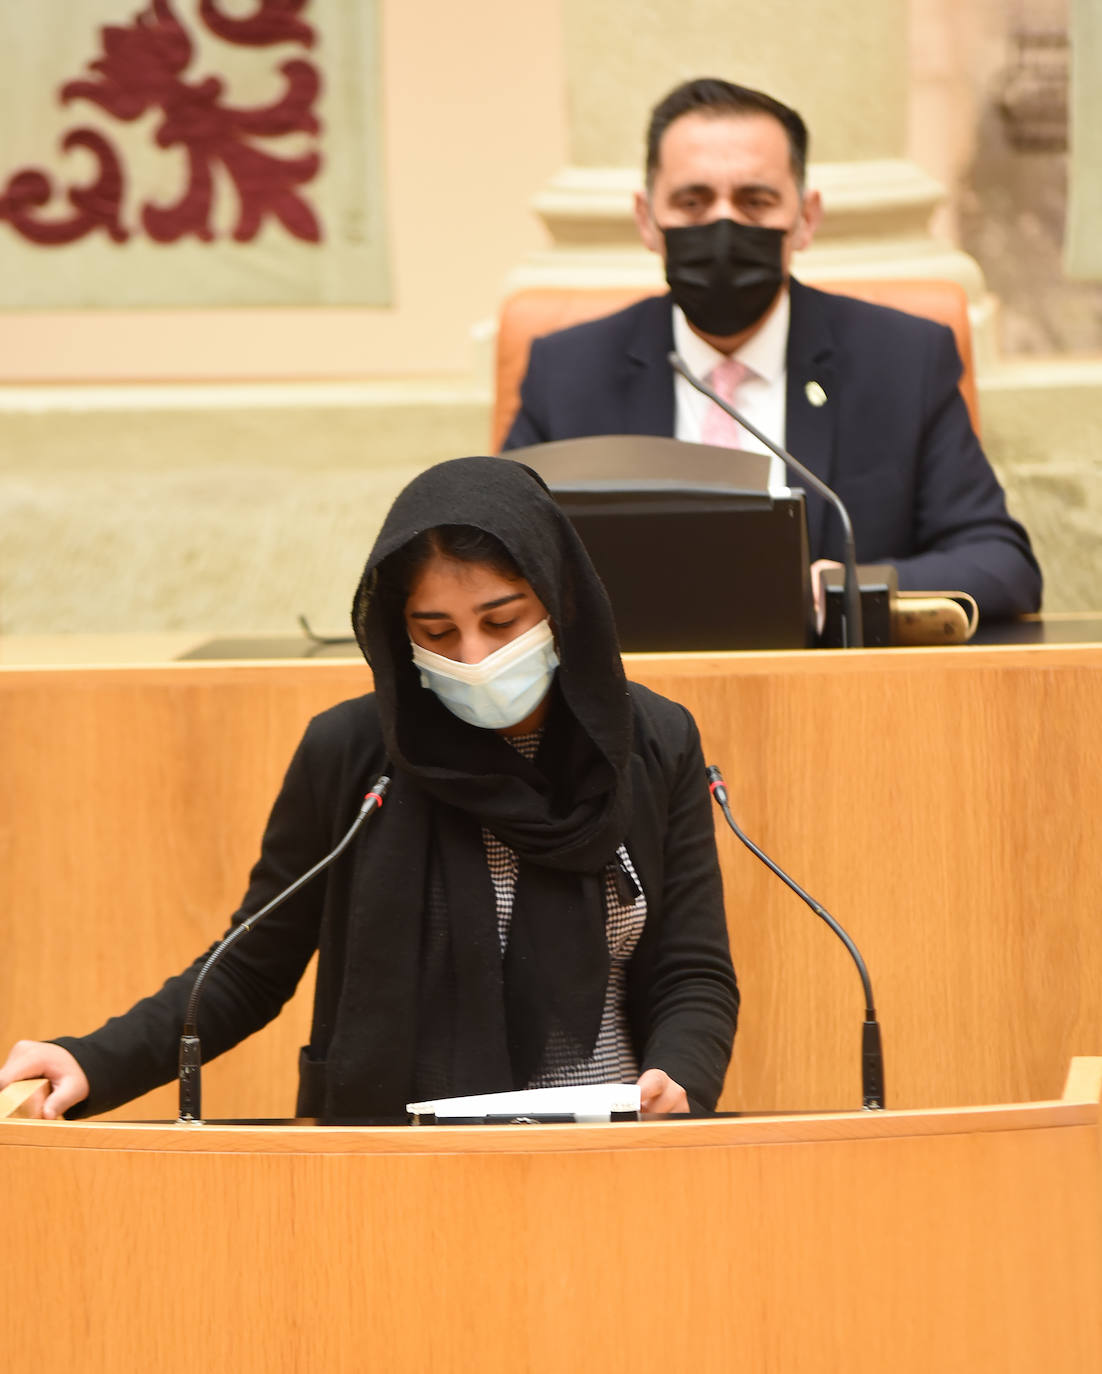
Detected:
[701,355,750,449]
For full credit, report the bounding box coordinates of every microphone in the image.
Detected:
[706,764,885,1110]
[668,349,864,648]
[177,774,391,1124]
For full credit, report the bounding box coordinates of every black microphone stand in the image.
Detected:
[177,774,391,1124]
[707,765,884,1110]
[669,349,864,648]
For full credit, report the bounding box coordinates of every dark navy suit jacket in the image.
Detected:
[502,281,1041,619]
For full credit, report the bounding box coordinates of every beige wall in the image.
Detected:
[2,0,1100,633]
[0,2,567,383]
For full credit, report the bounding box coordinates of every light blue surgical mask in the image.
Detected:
[410,618,559,730]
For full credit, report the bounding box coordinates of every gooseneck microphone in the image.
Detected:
[706,764,884,1110]
[668,349,864,648]
[177,774,391,1124]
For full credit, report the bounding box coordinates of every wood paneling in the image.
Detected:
[2,1072,1101,1374]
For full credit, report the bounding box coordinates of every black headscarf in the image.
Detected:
[328,457,634,1111]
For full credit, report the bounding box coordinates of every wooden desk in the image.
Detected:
[1,642,1100,1118]
[3,1062,1101,1374]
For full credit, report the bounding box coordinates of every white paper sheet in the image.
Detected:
[407,1082,641,1122]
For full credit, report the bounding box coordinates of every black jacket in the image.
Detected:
[59,683,738,1117]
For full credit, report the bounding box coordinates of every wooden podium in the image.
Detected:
[3,647,1102,1370]
[3,1060,1101,1374]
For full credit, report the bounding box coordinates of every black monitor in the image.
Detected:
[508,436,813,652]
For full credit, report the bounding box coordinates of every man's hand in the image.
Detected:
[637,1067,689,1115]
[810,558,843,634]
[0,1040,89,1119]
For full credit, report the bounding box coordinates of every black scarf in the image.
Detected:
[325,457,634,1115]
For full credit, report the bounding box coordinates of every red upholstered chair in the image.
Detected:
[491,278,980,452]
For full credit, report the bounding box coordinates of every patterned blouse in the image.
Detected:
[483,729,646,1086]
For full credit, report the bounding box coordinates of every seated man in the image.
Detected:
[502,78,1042,621]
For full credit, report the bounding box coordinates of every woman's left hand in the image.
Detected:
[637,1067,689,1115]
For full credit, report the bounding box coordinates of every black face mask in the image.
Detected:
[662,217,787,338]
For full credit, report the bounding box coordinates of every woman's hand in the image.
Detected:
[637,1067,689,1115]
[0,1040,89,1119]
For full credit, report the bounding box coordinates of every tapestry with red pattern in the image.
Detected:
[0,1,322,248]
[0,2,387,307]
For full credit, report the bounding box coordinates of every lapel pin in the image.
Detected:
[805,380,828,408]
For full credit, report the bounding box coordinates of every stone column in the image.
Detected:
[1067,0,1102,278]
[508,0,985,300]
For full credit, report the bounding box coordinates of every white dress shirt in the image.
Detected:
[672,290,791,495]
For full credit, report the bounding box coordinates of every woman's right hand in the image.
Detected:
[0,1040,89,1119]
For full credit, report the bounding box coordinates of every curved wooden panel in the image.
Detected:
[2,1081,1100,1374]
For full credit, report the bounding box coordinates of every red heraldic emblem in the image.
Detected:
[0,0,323,247]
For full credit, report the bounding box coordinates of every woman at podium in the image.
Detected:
[0,457,738,1120]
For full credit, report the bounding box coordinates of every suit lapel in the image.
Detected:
[612,288,840,556]
[785,279,838,560]
[621,295,677,435]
